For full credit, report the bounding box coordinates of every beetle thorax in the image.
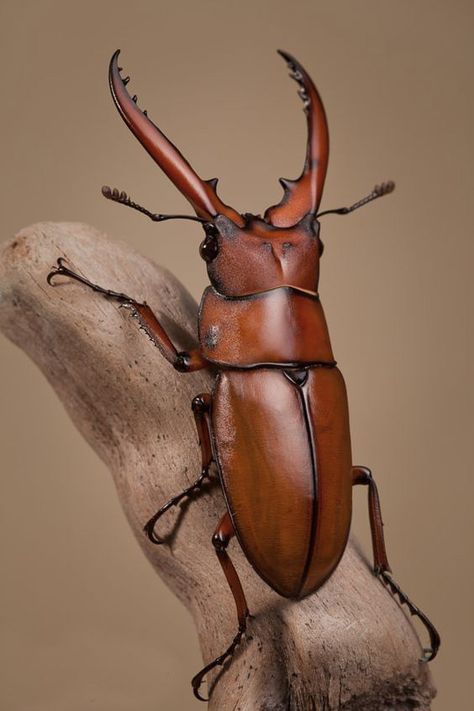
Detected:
[202,214,322,297]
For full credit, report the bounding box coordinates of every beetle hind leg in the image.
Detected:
[352,465,440,661]
[144,394,214,544]
[191,512,250,702]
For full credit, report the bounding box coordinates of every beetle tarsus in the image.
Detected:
[377,569,440,662]
[47,258,133,302]
[191,620,248,702]
[143,467,211,545]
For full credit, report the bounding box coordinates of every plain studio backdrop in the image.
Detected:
[0,1,472,709]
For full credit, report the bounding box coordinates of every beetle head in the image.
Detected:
[199,213,324,296]
[109,49,328,296]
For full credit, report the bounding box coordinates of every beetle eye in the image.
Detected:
[199,225,219,262]
[318,238,325,257]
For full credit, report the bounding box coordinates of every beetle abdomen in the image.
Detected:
[212,367,352,599]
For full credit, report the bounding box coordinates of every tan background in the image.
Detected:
[0,1,472,709]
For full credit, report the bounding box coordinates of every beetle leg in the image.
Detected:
[191,512,250,702]
[47,258,207,372]
[352,465,440,662]
[144,394,213,544]
[352,465,390,572]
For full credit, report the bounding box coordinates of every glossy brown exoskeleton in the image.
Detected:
[47,49,440,700]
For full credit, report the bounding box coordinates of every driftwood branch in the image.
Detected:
[0,222,436,710]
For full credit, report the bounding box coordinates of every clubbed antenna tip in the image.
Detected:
[102,185,122,200]
[317,180,396,218]
[374,180,395,196]
[101,185,207,224]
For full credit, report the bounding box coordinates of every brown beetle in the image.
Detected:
[47,49,440,701]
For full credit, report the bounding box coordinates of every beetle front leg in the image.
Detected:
[47,258,207,372]
[191,512,250,702]
[352,465,440,662]
[144,394,214,544]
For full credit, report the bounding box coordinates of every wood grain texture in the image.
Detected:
[0,222,436,710]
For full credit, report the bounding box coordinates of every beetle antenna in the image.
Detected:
[316,181,395,218]
[101,186,208,223]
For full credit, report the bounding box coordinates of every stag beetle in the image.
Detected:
[47,49,440,700]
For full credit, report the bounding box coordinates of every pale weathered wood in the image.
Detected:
[0,222,436,710]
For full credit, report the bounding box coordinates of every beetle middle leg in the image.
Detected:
[47,258,207,372]
[144,394,214,544]
[191,512,250,701]
[352,465,440,662]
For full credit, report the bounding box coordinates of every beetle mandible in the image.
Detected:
[47,49,440,701]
